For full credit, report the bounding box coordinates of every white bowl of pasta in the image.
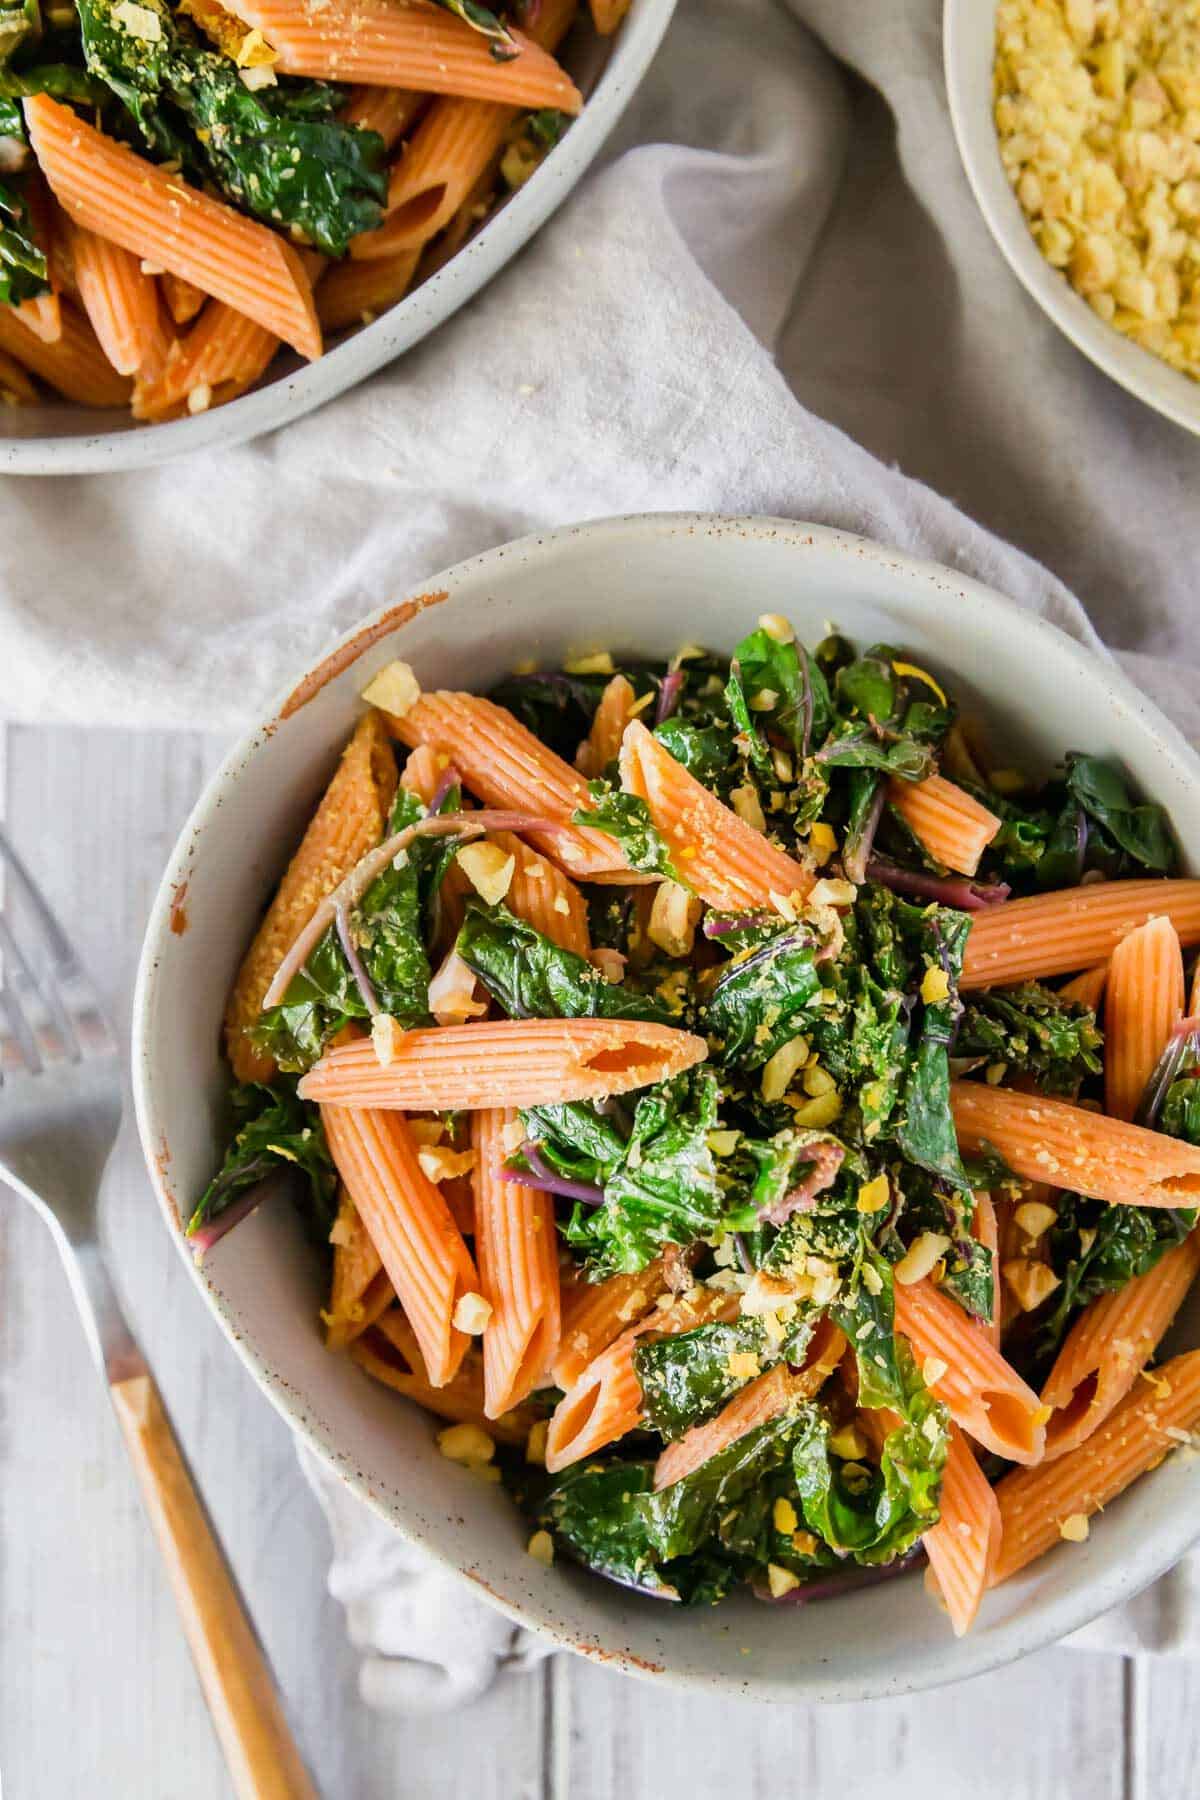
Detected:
[133,513,1200,1699]
[0,0,674,474]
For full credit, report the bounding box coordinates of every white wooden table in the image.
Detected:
[1,722,1194,1799]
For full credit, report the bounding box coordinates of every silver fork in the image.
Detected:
[0,824,316,1800]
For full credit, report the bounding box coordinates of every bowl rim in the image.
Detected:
[0,0,677,477]
[132,511,1200,1699]
[943,0,1200,439]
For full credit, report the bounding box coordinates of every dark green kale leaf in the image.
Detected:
[488,669,614,759]
[455,900,676,1025]
[636,1401,807,1560]
[519,1098,627,1187]
[702,925,825,1068]
[809,646,952,783]
[574,778,683,880]
[653,716,738,790]
[956,982,1103,1095]
[890,1170,993,1323]
[0,0,41,67]
[186,1081,336,1240]
[633,1310,816,1442]
[725,624,832,768]
[77,0,386,255]
[895,905,971,1191]
[0,171,45,304]
[789,1390,943,1565]
[973,756,1175,892]
[1162,1076,1200,1143]
[431,0,515,52]
[565,1069,728,1277]
[535,1460,737,1603]
[1038,1195,1195,1357]
[1064,754,1176,875]
[252,788,439,1072]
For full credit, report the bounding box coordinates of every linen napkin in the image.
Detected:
[6,0,1200,1705]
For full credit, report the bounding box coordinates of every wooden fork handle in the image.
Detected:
[109,1372,317,1800]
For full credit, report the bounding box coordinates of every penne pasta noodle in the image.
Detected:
[893,1277,1047,1464]
[67,220,164,378]
[576,674,638,778]
[1105,916,1185,1121]
[25,95,322,361]
[298,1016,708,1111]
[133,301,280,422]
[323,1103,480,1388]
[950,1080,1200,1209]
[589,0,630,31]
[475,1108,561,1418]
[14,289,62,343]
[491,828,591,955]
[551,1258,672,1390]
[220,0,583,112]
[1040,1230,1200,1460]
[341,84,428,149]
[961,880,1200,989]
[224,710,398,1083]
[388,690,632,878]
[1058,962,1109,1011]
[652,1320,847,1492]
[0,298,131,406]
[0,347,38,404]
[886,774,1001,877]
[161,272,207,326]
[923,1425,1003,1636]
[1191,955,1200,1016]
[351,1307,539,1444]
[991,1348,1200,1585]
[544,1286,738,1473]
[317,248,420,334]
[619,719,815,913]
[323,1184,395,1351]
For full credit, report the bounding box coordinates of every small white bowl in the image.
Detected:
[133,513,1200,1700]
[0,0,675,476]
[944,0,1200,437]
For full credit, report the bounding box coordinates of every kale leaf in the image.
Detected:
[455,900,676,1025]
[726,624,832,768]
[702,924,825,1068]
[1038,1195,1195,1357]
[956,982,1103,1095]
[0,171,45,304]
[1063,754,1175,875]
[633,1310,816,1441]
[77,0,385,255]
[186,1081,336,1240]
[636,1401,807,1561]
[894,905,971,1190]
[574,778,682,880]
[535,1460,737,1604]
[519,1098,627,1187]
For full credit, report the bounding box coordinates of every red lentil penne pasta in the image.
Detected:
[923,1425,1002,1636]
[0,347,38,403]
[341,84,428,149]
[351,1308,539,1445]
[1191,957,1200,1016]
[323,1102,480,1388]
[991,1348,1200,1585]
[224,710,398,1083]
[389,690,631,878]
[14,289,61,343]
[973,1191,1002,1350]
[161,272,207,326]
[893,1277,1047,1464]
[0,298,131,406]
[652,1321,847,1492]
[589,0,630,32]
[576,674,639,778]
[1105,916,1185,1121]
[1058,962,1109,1011]
[317,248,421,333]
[1040,1231,1200,1461]
[950,1080,1200,1209]
[298,1016,708,1111]
[544,1287,739,1473]
[491,828,591,954]
[133,302,280,421]
[961,880,1200,989]
[323,1184,395,1351]
[25,95,322,361]
[474,1108,562,1418]
[67,221,163,378]
[619,719,815,913]
[551,1259,672,1390]
[221,0,583,112]
[886,774,1001,877]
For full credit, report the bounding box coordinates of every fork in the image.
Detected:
[0,824,316,1800]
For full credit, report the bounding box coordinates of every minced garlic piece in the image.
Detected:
[802,1063,836,1098]
[922,1356,949,1387]
[452,1290,493,1334]
[437,1422,495,1466]
[563,651,614,676]
[371,1014,404,1065]
[726,1351,762,1381]
[417,1144,477,1184]
[527,1529,556,1566]
[828,1423,869,1460]
[114,0,162,40]
[648,879,703,958]
[407,1119,445,1146]
[1003,1257,1062,1312]
[500,1117,526,1156]
[995,0,1200,384]
[236,24,278,64]
[895,1231,951,1286]
[707,1129,741,1157]
[808,877,857,909]
[362,659,420,717]
[1058,1513,1090,1543]
[457,840,516,906]
[789,1090,843,1130]
[767,1563,800,1598]
[730,783,767,832]
[758,612,795,643]
[1015,1199,1058,1240]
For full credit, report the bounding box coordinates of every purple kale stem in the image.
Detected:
[190,1169,291,1258]
[702,910,776,940]
[428,762,463,814]
[656,669,684,726]
[734,1232,756,1275]
[798,649,814,759]
[1136,1019,1200,1128]
[499,1141,605,1206]
[866,856,1010,912]
[753,1547,927,1606]
[335,902,381,1016]
[842,783,887,886]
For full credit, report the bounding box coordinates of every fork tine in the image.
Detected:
[0,909,77,1068]
[0,825,114,1059]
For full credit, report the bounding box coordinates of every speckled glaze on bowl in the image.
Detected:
[945,0,1200,437]
[133,514,1200,1700]
[0,0,674,476]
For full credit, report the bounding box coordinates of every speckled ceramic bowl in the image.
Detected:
[944,0,1200,437]
[133,513,1200,1699]
[1,0,674,476]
